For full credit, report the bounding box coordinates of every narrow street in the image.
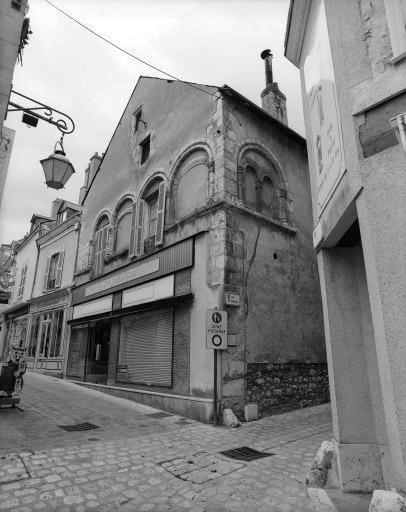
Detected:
[0,373,333,511]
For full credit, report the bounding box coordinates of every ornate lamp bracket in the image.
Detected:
[7,89,75,135]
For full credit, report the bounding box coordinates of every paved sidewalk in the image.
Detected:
[0,373,333,511]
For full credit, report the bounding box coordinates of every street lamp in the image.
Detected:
[40,134,75,189]
[7,89,76,189]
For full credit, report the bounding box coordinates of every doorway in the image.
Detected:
[67,319,111,384]
[85,320,110,384]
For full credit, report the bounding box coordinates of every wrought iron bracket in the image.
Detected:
[7,89,75,135]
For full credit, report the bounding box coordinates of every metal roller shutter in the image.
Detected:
[119,307,173,387]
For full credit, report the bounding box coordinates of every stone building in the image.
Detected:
[25,199,81,376]
[285,0,406,497]
[67,68,326,422]
[1,214,53,360]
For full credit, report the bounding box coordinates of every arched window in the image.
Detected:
[262,176,277,218]
[115,199,133,253]
[173,150,209,220]
[132,178,166,257]
[94,215,110,275]
[244,166,259,210]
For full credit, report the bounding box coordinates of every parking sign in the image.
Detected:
[206,310,227,349]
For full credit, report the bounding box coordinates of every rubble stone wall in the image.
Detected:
[247,362,329,417]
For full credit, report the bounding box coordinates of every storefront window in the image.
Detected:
[49,309,64,357]
[37,309,65,358]
[27,315,41,357]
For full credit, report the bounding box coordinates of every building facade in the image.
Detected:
[25,200,81,376]
[1,215,50,359]
[1,200,81,378]
[0,0,29,209]
[68,73,326,422]
[285,0,406,495]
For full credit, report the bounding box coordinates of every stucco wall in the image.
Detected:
[32,223,79,298]
[11,234,38,305]
[76,77,218,283]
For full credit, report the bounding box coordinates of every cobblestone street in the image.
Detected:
[0,373,332,511]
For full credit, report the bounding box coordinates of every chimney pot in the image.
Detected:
[260,50,288,125]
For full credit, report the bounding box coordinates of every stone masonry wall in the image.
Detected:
[247,362,329,417]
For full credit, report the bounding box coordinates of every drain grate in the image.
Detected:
[147,412,173,419]
[220,446,275,461]
[59,422,100,432]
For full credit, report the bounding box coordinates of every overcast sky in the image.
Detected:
[0,0,303,243]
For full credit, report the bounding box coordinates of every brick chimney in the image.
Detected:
[79,152,102,205]
[50,198,63,219]
[260,49,287,125]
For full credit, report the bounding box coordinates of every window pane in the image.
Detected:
[244,167,257,209]
[262,178,276,217]
[50,309,64,357]
[28,315,41,357]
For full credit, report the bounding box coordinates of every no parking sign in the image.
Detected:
[206,310,227,349]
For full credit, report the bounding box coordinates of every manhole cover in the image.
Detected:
[220,446,275,461]
[147,412,173,419]
[59,422,100,432]
[159,451,244,484]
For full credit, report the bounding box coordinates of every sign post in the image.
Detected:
[206,309,227,426]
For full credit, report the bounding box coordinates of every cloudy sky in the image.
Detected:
[0,0,303,243]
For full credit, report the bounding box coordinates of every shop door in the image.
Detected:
[66,324,89,379]
[85,319,110,384]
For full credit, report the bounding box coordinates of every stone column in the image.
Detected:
[317,246,385,492]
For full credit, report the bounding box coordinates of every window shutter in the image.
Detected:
[105,226,114,260]
[129,202,137,256]
[43,257,51,291]
[134,199,145,256]
[155,182,166,246]
[87,240,94,269]
[55,251,64,288]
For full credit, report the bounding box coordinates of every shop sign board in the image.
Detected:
[206,310,227,349]
[303,0,345,214]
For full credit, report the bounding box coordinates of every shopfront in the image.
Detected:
[25,291,69,375]
[68,238,194,394]
[2,304,30,360]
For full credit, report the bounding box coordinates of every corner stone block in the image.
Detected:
[306,441,334,488]
[369,490,406,512]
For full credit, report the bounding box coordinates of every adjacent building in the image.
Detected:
[0,0,29,208]
[285,0,406,495]
[25,199,81,376]
[0,199,81,378]
[67,69,326,422]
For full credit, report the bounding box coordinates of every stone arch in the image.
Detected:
[168,141,214,223]
[137,170,168,202]
[237,141,290,223]
[93,209,112,236]
[112,194,135,253]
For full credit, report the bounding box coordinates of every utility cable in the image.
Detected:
[41,0,219,99]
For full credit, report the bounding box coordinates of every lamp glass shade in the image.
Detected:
[40,149,75,189]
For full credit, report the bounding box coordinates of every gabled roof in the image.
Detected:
[82,75,304,203]
[30,214,52,224]
[57,200,82,214]
[219,85,306,143]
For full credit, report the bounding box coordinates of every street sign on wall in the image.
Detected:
[206,310,227,349]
